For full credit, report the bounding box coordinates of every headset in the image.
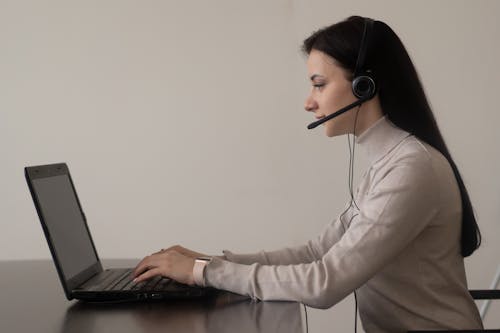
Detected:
[352,18,376,100]
[307,18,377,130]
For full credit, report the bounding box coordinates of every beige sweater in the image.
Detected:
[203,116,483,333]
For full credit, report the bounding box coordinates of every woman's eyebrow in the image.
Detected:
[310,74,325,81]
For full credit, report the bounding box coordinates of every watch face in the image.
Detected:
[196,256,212,262]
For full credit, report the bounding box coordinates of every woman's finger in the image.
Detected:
[133,267,162,283]
[133,255,159,277]
[132,258,148,277]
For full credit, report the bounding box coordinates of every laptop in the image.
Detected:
[25,162,215,302]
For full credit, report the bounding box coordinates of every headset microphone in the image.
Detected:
[307,94,372,129]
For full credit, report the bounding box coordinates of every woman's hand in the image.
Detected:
[159,245,208,259]
[132,250,196,285]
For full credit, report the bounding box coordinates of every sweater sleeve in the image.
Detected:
[222,202,353,265]
[204,157,440,308]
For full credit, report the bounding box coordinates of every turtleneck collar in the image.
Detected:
[355,116,411,166]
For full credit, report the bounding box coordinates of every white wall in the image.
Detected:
[1,0,499,331]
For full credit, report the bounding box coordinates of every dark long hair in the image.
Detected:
[302,16,481,257]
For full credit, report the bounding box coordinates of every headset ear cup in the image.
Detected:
[352,75,376,99]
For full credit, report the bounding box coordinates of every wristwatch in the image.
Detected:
[193,256,212,286]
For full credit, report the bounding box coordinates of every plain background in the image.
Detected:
[1,0,499,331]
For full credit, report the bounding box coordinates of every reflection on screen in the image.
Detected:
[32,175,98,280]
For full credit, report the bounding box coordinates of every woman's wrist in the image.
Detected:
[193,257,212,286]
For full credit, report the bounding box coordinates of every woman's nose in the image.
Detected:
[304,95,317,112]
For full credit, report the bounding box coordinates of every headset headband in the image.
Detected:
[353,18,374,78]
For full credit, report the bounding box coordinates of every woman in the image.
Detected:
[132,16,483,332]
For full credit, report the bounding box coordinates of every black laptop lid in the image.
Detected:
[25,163,102,299]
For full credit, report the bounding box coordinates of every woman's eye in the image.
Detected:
[313,84,325,90]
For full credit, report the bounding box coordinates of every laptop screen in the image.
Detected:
[31,174,98,280]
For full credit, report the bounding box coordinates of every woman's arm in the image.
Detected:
[158,206,349,266]
[204,156,442,308]
[222,205,353,265]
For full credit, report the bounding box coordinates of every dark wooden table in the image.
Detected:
[0,259,303,333]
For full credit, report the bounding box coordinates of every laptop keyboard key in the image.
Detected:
[105,270,132,291]
[132,281,148,290]
[87,271,120,291]
[142,276,162,291]
[122,279,136,291]
[153,278,172,291]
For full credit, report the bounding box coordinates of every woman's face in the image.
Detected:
[304,50,357,137]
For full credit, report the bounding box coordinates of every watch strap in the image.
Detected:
[193,257,212,286]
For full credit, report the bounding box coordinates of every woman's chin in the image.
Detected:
[325,127,345,137]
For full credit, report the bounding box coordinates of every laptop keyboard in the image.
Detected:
[83,269,185,292]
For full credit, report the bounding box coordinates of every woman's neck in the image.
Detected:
[354,96,385,136]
